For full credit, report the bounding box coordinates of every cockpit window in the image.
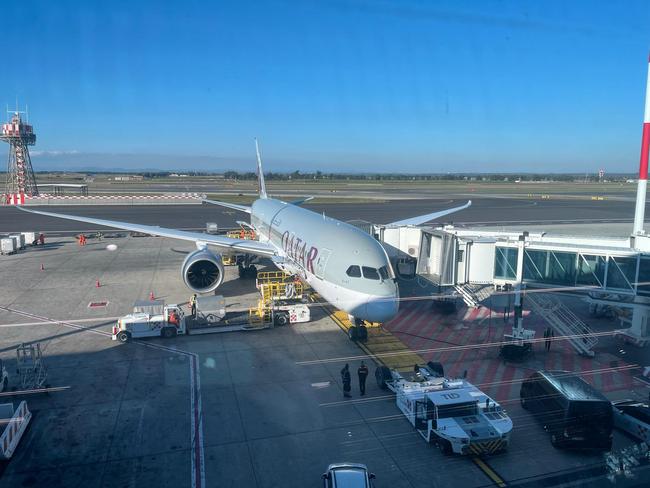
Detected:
[346,265,361,277]
[362,266,380,280]
[378,266,389,280]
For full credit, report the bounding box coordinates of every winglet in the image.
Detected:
[254,138,268,199]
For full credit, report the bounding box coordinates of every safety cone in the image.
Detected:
[149,291,155,301]
[96,280,101,288]
[40,263,44,271]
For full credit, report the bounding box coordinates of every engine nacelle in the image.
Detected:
[181,248,225,293]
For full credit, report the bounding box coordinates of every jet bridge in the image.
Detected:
[376,224,650,351]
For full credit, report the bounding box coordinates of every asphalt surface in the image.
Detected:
[0,237,646,488]
[0,196,645,235]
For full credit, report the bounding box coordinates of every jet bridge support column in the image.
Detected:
[502,234,535,357]
[513,236,525,332]
[614,298,650,347]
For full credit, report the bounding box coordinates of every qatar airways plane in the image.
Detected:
[17,141,470,325]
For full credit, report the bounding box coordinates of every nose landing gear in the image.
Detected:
[347,316,368,342]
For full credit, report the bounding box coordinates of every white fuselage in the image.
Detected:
[250,198,399,323]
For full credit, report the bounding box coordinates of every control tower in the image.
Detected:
[2,110,38,204]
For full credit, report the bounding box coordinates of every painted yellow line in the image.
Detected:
[472,457,507,488]
[318,294,507,487]
[319,296,423,371]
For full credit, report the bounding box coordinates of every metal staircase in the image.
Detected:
[16,342,47,390]
[454,284,494,308]
[526,293,597,357]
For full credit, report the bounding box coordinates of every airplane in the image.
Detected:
[17,141,471,328]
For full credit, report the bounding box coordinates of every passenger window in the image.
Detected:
[362,266,380,280]
[378,266,389,280]
[346,265,361,278]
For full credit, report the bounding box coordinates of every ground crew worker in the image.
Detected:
[545,327,554,351]
[168,310,179,326]
[357,361,369,396]
[39,233,45,246]
[190,294,197,317]
[341,364,351,398]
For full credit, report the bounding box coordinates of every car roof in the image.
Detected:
[538,370,609,402]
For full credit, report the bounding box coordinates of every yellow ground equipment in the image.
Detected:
[221,227,258,265]
[251,271,310,326]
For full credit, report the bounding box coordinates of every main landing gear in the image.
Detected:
[238,255,258,279]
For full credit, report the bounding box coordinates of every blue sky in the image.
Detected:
[2,0,650,173]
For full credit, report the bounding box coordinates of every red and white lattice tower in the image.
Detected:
[2,110,38,205]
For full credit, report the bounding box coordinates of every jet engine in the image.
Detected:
[181,248,225,293]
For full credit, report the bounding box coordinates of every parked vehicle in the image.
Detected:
[377,363,512,455]
[322,463,375,488]
[612,399,650,443]
[112,300,185,342]
[520,370,613,449]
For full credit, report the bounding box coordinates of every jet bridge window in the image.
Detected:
[346,265,361,278]
[362,266,380,280]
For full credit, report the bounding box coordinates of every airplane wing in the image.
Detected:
[386,200,472,226]
[202,198,251,214]
[15,206,276,256]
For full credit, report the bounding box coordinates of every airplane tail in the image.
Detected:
[254,138,268,199]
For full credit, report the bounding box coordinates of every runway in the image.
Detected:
[0,196,644,235]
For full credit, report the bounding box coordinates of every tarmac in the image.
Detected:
[0,196,647,236]
[1,197,650,487]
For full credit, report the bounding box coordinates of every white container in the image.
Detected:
[9,234,25,250]
[21,232,36,245]
[206,222,219,234]
[1,238,16,255]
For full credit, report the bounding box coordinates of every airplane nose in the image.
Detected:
[365,295,399,323]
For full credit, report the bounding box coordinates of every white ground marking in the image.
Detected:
[0,305,205,488]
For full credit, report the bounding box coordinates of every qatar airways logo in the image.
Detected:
[281,230,319,273]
